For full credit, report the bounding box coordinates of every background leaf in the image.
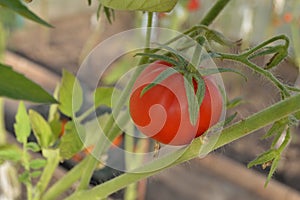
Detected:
[19,171,30,184]
[29,158,47,169]
[29,110,54,148]
[94,87,114,108]
[59,121,84,159]
[0,144,22,161]
[247,149,278,168]
[58,70,83,117]
[25,142,41,152]
[0,0,52,27]
[31,171,42,178]
[100,0,177,12]
[226,97,243,109]
[0,63,57,103]
[14,101,31,144]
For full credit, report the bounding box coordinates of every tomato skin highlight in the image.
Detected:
[129,61,223,146]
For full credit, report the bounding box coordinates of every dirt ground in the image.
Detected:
[6,10,300,199]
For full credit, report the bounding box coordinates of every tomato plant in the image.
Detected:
[1,0,300,200]
[129,61,223,145]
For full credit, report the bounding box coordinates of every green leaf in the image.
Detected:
[0,144,22,161]
[94,87,114,108]
[193,75,205,111]
[135,53,179,66]
[58,70,83,117]
[285,85,300,93]
[262,120,286,148]
[29,110,54,148]
[262,121,282,139]
[59,121,84,160]
[100,0,177,12]
[103,6,115,24]
[14,101,31,144]
[265,156,280,187]
[184,74,199,126]
[0,0,53,27]
[48,84,60,122]
[48,84,62,139]
[49,118,62,140]
[87,0,92,6]
[248,45,282,59]
[205,29,236,47]
[82,114,111,148]
[19,171,30,184]
[270,126,286,148]
[0,63,57,103]
[96,3,102,19]
[152,43,187,65]
[265,48,287,69]
[31,170,42,178]
[29,159,47,169]
[25,142,41,152]
[141,67,177,96]
[247,149,278,168]
[224,112,238,126]
[226,97,243,109]
[288,115,298,126]
[103,57,137,85]
[96,4,115,23]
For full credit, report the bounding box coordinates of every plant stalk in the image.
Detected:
[0,98,5,144]
[41,158,89,200]
[200,0,231,26]
[218,52,290,97]
[76,12,155,191]
[34,150,60,200]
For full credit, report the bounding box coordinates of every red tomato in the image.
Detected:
[187,0,201,11]
[129,61,223,146]
[283,12,293,23]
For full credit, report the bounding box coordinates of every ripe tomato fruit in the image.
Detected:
[129,61,223,146]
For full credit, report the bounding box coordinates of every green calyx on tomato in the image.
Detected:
[129,60,223,146]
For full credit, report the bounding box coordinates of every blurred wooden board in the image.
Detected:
[146,154,300,200]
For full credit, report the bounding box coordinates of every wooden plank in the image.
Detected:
[198,154,300,200]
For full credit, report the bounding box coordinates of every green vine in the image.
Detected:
[65,94,300,200]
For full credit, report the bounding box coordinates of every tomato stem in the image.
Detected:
[73,11,156,193]
[218,51,290,98]
[200,0,231,26]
